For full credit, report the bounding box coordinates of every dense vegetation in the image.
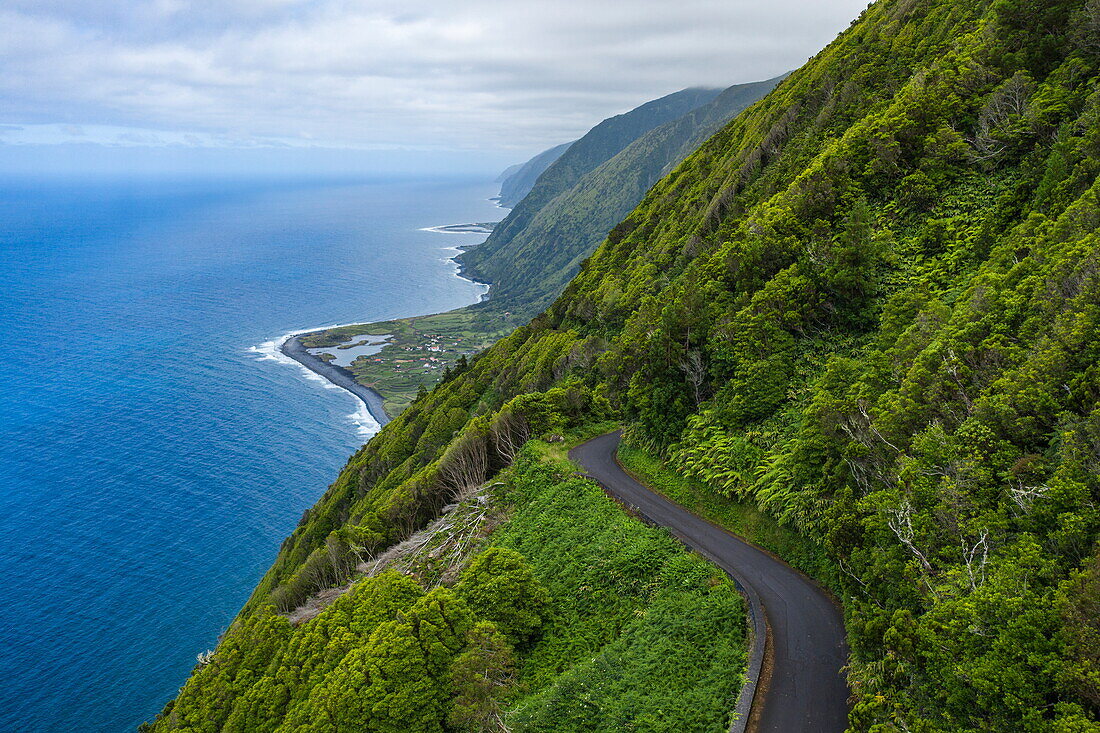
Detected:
[463,85,723,286]
[157,0,1100,729]
[617,442,832,582]
[144,446,746,732]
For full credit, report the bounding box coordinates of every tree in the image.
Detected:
[282,620,445,733]
[406,588,475,679]
[489,407,531,463]
[455,547,549,644]
[438,422,491,499]
[447,622,516,733]
[1061,546,1100,714]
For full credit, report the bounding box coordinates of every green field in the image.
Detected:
[300,308,520,415]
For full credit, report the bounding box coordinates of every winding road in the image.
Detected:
[569,432,850,733]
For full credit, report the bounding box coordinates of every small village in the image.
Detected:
[360,334,473,373]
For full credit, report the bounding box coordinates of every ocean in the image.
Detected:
[0,175,502,731]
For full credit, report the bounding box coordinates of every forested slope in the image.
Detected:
[303,81,777,414]
[146,443,748,732]
[154,0,1100,729]
[457,86,723,290]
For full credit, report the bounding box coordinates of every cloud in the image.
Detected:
[0,0,868,154]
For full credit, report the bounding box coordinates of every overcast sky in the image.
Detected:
[0,0,867,173]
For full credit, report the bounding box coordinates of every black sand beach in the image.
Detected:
[279,335,391,428]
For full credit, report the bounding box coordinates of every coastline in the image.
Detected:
[440,242,493,302]
[279,334,391,427]
[419,222,496,234]
[422,221,496,301]
[267,198,508,427]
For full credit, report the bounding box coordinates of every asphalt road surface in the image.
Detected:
[569,431,850,733]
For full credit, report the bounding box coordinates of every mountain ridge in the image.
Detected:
[467,74,786,318]
[298,78,778,414]
[459,86,726,282]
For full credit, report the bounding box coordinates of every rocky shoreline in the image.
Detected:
[279,334,391,428]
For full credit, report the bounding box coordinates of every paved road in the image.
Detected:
[569,431,849,733]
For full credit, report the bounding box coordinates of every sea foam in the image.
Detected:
[349,402,380,438]
[249,215,497,439]
[249,324,382,437]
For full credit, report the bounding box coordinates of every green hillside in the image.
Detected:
[144,439,748,732]
[304,80,779,415]
[456,86,725,290]
[150,0,1100,730]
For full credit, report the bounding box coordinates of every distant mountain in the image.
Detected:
[494,162,522,183]
[461,77,783,318]
[496,142,573,208]
[465,88,724,281]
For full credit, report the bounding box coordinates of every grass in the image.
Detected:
[616,441,837,587]
[494,445,748,732]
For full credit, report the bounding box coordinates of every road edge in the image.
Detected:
[610,452,768,733]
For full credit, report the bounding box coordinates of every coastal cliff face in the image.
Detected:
[294,79,780,417]
[148,0,1100,730]
[464,76,784,320]
[457,86,725,290]
[495,141,573,209]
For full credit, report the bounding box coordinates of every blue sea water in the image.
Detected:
[0,176,502,732]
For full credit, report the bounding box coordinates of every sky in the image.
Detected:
[0,0,868,176]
